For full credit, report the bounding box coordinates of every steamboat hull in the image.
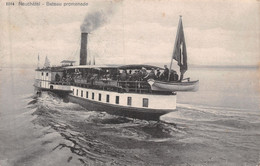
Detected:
[34,85,72,98]
[35,85,177,121]
[68,95,175,121]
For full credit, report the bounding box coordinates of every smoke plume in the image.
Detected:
[80,10,110,33]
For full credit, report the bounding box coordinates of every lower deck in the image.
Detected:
[70,86,177,111]
[35,79,177,119]
[68,95,175,120]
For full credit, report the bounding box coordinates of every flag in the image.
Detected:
[44,56,50,68]
[172,16,187,74]
[37,53,40,69]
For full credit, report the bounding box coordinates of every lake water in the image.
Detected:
[0,67,259,166]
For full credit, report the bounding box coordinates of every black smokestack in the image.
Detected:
[79,7,116,65]
[80,33,88,65]
[79,11,106,65]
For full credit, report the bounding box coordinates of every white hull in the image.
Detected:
[70,85,177,111]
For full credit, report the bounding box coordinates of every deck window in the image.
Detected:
[86,91,88,98]
[46,73,48,76]
[76,89,78,96]
[127,97,132,106]
[73,89,74,95]
[41,72,43,76]
[81,90,83,97]
[106,95,110,103]
[116,96,119,104]
[99,94,102,101]
[143,98,149,107]
[92,93,94,100]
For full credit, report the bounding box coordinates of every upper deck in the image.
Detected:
[35,64,177,95]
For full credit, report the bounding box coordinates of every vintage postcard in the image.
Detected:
[0,0,259,165]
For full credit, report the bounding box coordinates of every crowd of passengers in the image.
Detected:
[55,65,179,83]
[117,65,179,82]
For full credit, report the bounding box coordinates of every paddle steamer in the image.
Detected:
[34,16,198,120]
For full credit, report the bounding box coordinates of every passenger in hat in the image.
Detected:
[156,68,161,80]
[144,68,156,80]
[136,70,143,81]
[140,67,148,80]
[129,70,139,81]
[169,70,179,82]
[173,70,179,81]
[141,67,146,73]
[169,70,175,81]
[161,65,169,81]
[119,70,127,81]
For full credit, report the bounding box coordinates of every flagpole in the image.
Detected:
[37,53,40,69]
[168,15,182,81]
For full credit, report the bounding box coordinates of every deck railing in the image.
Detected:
[50,79,173,95]
[117,81,151,93]
[50,79,152,94]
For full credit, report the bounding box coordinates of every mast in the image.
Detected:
[37,53,40,69]
[168,16,182,81]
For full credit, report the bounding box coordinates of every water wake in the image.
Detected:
[28,92,183,165]
[161,103,260,130]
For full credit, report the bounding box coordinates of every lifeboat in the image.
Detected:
[147,79,199,92]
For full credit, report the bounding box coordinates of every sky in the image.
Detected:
[0,0,259,68]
